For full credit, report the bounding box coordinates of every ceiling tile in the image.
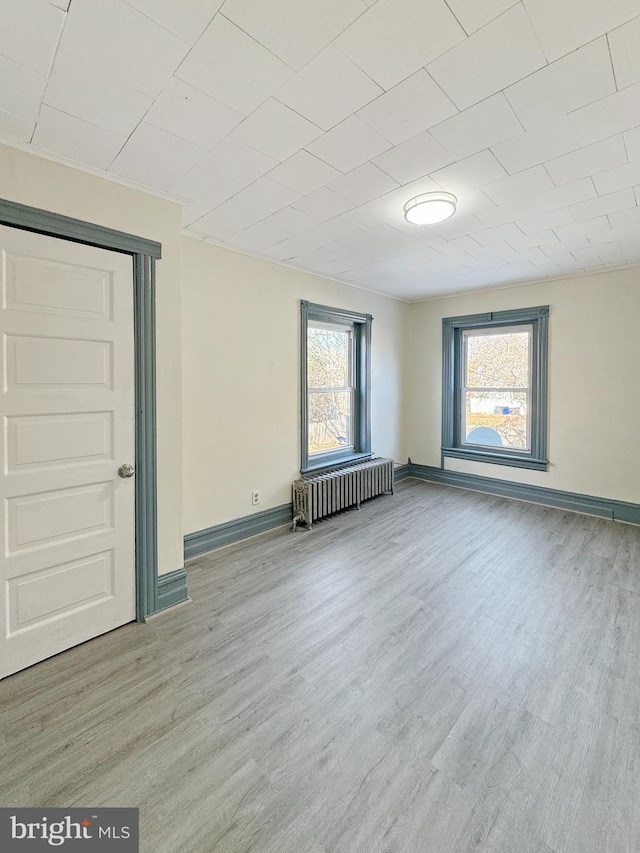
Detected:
[472,223,525,245]
[0,0,64,75]
[545,136,628,187]
[269,230,336,261]
[608,206,640,228]
[45,52,153,137]
[311,217,367,242]
[316,253,371,275]
[260,206,320,235]
[492,117,580,173]
[515,208,574,235]
[529,178,597,214]
[373,132,452,184]
[329,162,399,205]
[427,5,546,110]
[182,198,228,228]
[468,242,518,260]
[199,137,278,185]
[175,14,292,115]
[190,197,267,236]
[507,230,559,251]
[59,0,190,98]
[624,126,640,161]
[33,105,126,169]
[292,187,355,220]
[608,16,640,91]
[430,94,523,161]
[570,188,636,222]
[444,0,519,34]
[230,100,322,161]
[146,77,242,150]
[380,176,443,209]
[229,222,291,252]
[110,122,204,190]
[428,214,487,240]
[47,0,70,8]
[356,70,458,146]
[431,150,508,192]
[0,109,34,143]
[431,235,481,255]
[0,55,47,121]
[570,82,640,147]
[307,117,391,173]
[551,217,609,242]
[504,38,616,131]
[342,199,397,230]
[234,177,301,214]
[268,151,342,196]
[402,245,449,265]
[275,46,382,132]
[500,245,550,262]
[170,166,243,206]
[477,196,538,227]
[592,159,640,196]
[522,0,639,62]
[221,0,366,70]
[336,0,465,90]
[481,165,553,205]
[124,0,224,44]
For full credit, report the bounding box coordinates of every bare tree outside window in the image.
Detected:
[307,325,353,455]
[463,328,531,450]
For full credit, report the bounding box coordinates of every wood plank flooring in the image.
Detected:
[2,479,640,852]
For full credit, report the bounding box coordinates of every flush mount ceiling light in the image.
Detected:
[403,191,457,225]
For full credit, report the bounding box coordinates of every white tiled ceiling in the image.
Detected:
[2,0,640,301]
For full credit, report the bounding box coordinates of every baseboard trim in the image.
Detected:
[156,567,189,612]
[184,503,293,560]
[408,463,640,524]
[394,464,411,481]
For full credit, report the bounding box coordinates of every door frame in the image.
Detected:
[0,197,161,621]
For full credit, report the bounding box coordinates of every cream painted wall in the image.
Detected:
[0,144,184,575]
[407,268,640,503]
[182,237,410,534]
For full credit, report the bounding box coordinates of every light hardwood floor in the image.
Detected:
[2,479,639,852]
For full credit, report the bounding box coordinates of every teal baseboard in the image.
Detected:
[394,464,411,481]
[156,567,189,612]
[408,463,640,524]
[184,503,293,560]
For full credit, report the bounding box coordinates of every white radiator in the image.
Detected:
[291,457,394,530]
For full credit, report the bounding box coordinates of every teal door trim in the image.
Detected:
[0,197,162,621]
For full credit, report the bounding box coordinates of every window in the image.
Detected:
[442,306,549,471]
[301,301,372,473]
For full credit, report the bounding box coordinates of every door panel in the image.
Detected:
[0,226,136,679]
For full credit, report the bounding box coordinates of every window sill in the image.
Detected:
[442,447,548,472]
[301,452,373,476]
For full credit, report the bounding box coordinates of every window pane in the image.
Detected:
[466,330,530,388]
[308,391,351,454]
[464,391,528,449]
[308,327,350,388]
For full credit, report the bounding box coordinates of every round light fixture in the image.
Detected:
[403,191,457,225]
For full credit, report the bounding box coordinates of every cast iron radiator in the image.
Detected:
[291,457,394,530]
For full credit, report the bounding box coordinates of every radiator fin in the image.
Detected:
[292,458,394,530]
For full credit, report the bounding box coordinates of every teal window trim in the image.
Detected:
[301,301,372,475]
[442,305,549,472]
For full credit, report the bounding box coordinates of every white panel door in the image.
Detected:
[0,225,136,679]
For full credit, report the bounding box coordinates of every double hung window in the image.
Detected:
[442,306,549,471]
[301,301,372,473]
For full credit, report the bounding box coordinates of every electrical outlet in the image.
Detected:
[252,490,261,506]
